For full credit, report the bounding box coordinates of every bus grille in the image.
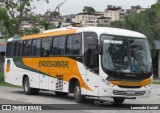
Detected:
[56,75,63,91]
[117,85,142,88]
[113,90,146,96]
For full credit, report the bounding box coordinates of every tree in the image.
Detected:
[110,2,160,41]
[0,0,50,37]
[135,5,141,9]
[157,0,160,3]
[83,6,96,14]
[50,11,60,18]
[65,18,72,23]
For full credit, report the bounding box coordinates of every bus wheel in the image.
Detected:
[74,81,85,103]
[113,97,125,104]
[55,91,69,96]
[23,77,39,95]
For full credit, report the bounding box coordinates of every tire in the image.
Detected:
[23,77,39,95]
[55,91,69,96]
[113,97,125,104]
[74,81,85,103]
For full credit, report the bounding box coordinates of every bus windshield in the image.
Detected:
[101,35,152,73]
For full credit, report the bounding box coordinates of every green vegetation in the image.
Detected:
[0,0,50,38]
[110,2,160,47]
[83,6,96,14]
[153,79,160,84]
[0,71,20,87]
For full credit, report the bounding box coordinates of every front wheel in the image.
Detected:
[74,81,85,103]
[23,77,39,95]
[113,97,125,104]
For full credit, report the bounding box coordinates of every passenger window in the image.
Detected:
[73,35,81,55]
[17,41,23,56]
[31,39,41,56]
[25,40,32,56]
[66,34,81,55]
[58,36,66,55]
[6,42,14,57]
[14,41,18,57]
[22,41,27,56]
[41,37,52,57]
[52,37,59,55]
[52,36,66,55]
[66,36,74,55]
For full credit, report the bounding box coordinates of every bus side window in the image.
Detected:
[6,42,12,57]
[66,35,74,55]
[14,41,18,57]
[25,40,32,56]
[52,37,59,55]
[66,34,81,55]
[41,37,52,57]
[22,41,27,56]
[52,36,66,56]
[58,36,66,55]
[17,41,23,56]
[31,39,41,56]
[72,34,81,55]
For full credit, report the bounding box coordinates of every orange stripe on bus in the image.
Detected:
[22,57,92,91]
[110,77,152,86]
[21,29,77,40]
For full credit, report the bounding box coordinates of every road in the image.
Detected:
[0,85,159,113]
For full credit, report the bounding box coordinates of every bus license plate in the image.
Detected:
[126,90,135,94]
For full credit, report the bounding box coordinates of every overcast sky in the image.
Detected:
[31,0,157,15]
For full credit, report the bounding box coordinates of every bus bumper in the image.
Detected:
[99,85,151,98]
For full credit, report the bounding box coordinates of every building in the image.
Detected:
[126,6,147,15]
[104,5,124,21]
[74,13,103,26]
[97,17,111,27]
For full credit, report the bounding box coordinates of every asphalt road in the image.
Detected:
[0,85,159,113]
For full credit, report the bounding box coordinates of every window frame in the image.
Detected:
[51,35,67,56]
[41,37,53,57]
[65,33,82,56]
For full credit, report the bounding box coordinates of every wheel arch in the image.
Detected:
[22,74,29,86]
[69,77,79,93]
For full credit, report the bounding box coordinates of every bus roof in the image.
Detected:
[82,27,146,38]
[8,27,146,41]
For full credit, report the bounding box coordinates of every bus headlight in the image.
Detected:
[102,79,115,87]
[144,83,151,88]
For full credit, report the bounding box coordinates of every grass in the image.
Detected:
[153,79,160,84]
[0,71,20,88]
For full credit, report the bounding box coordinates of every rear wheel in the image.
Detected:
[55,91,69,96]
[113,97,125,104]
[23,77,39,95]
[74,81,85,103]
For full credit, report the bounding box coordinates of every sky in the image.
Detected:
[31,0,157,15]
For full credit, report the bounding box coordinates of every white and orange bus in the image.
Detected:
[4,27,152,103]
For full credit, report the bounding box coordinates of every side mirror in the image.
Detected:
[98,44,102,54]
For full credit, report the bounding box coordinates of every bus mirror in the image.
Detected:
[98,44,102,54]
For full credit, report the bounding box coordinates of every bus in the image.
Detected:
[4,27,152,103]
